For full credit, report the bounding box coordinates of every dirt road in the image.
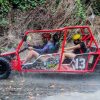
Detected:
[0,72,100,100]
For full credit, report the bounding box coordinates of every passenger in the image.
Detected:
[52,32,61,52]
[62,33,87,63]
[23,33,55,64]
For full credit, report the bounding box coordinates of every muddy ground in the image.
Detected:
[0,72,100,100]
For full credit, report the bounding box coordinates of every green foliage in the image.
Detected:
[0,18,9,26]
[92,0,100,15]
[0,0,46,26]
[76,0,86,21]
[0,0,10,26]
[11,0,38,10]
[0,0,10,14]
[55,0,61,8]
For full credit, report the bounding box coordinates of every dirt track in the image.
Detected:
[0,72,100,100]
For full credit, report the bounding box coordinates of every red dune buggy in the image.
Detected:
[0,26,100,79]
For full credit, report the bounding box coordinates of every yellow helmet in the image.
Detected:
[72,33,81,40]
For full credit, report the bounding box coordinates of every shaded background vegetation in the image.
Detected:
[0,0,100,51]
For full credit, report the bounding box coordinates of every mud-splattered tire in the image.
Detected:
[0,57,11,79]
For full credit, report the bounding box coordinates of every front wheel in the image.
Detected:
[0,57,11,79]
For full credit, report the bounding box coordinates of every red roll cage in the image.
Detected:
[0,26,100,74]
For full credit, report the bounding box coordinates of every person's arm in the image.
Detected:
[28,46,34,50]
[27,43,45,50]
[33,45,44,49]
[64,44,80,51]
[34,44,48,54]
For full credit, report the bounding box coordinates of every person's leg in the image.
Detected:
[62,52,76,64]
[23,49,40,63]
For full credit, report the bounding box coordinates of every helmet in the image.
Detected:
[72,33,81,40]
[42,33,51,40]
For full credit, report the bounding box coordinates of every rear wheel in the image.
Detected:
[0,57,11,79]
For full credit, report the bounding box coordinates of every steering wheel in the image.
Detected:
[19,42,30,53]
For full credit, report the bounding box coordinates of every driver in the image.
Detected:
[62,33,87,63]
[23,33,55,64]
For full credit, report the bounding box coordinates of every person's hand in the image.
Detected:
[28,46,33,50]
